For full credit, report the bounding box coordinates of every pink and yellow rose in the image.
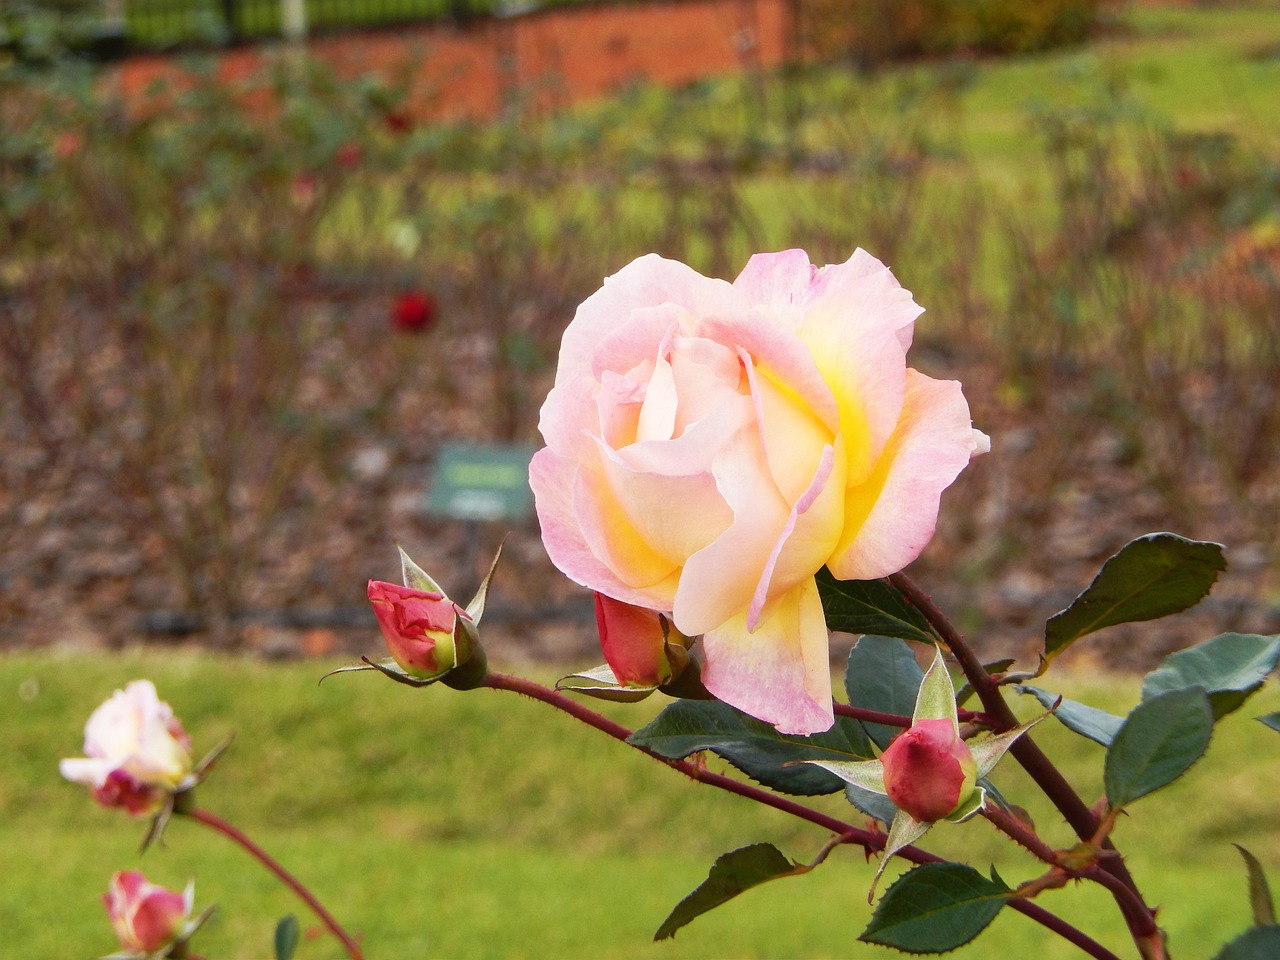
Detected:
[530,250,987,734]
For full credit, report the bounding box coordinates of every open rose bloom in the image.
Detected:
[60,680,194,816]
[531,250,987,734]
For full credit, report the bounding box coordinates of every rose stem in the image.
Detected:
[186,807,364,960]
[481,671,1120,960]
[887,572,1161,950]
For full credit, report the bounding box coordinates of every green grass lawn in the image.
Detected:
[4,649,1278,958]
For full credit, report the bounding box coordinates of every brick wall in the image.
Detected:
[112,0,797,121]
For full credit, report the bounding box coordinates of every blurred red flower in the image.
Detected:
[392,291,437,333]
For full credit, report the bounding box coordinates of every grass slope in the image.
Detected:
[4,649,1278,958]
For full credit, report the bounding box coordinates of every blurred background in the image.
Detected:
[4,2,1280,957]
[5,0,1280,669]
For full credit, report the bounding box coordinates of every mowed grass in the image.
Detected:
[4,649,1279,959]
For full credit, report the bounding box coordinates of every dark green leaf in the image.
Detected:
[817,568,935,644]
[655,844,809,940]
[1016,685,1123,747]
[1213,925,1280,960]
[1234,845,1276,927]
[1104,687,1214,808]
[1141,634,1280,720]
[274,915,300,960]
[860,863,1010,953]
[1259,713,1280,734]
[845,636,925,749]
[846,783,898,824]
[629,700,873,796]
[1044,534,1226,662]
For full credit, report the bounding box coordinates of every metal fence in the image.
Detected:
[122,0,495,47]
[4,0,601,57]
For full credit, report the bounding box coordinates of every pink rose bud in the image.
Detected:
[104,871,192,955]
[594,592,674,688]
[880,718,978,822]
[368,580,471,680]
[60,680,194,816]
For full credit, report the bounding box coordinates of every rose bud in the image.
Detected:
[391,291,437,333]
[103,871,192,956]
[60,680,194,817]
[880,717,978,823]
[367,580,474,681]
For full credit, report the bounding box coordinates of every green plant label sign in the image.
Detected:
[425,444,536,522]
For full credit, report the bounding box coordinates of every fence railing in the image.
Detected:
[3,0,603,59]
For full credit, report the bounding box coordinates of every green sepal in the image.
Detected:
[358,656,441,687]
[806,758,887,796]
[1259,713,1280,734]
[398,545,445,595]
[969,708,1053,779]
[913,645,957,730]
[441,643,488,690]
[871,811,931,900]
[464,541,505,624]
[944,784,987,823]
[556,664,659,703]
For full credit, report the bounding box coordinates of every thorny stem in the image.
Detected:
[887,572,1162,953]
[186,807,364,960]
[481,671,1121,960]
[832,702,988,728]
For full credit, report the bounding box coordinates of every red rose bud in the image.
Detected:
[367,580,471,680]
[392,291,437,333]
[880,718,978,822]
[104,871,191,955]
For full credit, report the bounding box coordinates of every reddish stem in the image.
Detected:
[186,807,364,960]
[832,702,987,728]
[481,672,1121,960]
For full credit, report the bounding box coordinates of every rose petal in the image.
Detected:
[700,578,833,735]
[828,370,983,580]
